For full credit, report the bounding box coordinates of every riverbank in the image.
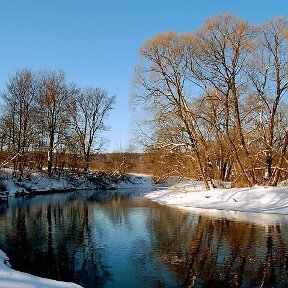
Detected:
[146,181,288,223]
[0,169,155,196]
[0,250,82,288]
[0,169,155,287]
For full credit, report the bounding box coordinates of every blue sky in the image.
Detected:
[0,0,287,152]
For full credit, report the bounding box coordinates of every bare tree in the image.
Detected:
[38,71,74,176]
[247,17,288,185]
[0,69,116,175]
[192,14,258,186]
[134,14,288,187]
[2,69,38,177]
[134,31,213,189]
[193,89,234,183]
[69,87,115,171]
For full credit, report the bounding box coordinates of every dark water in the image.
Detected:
[0,189,288,287]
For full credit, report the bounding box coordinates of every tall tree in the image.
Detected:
[134,14,288,187]
[2,69,38,177]
[134,31,212,189]
[69,87,115,171]
[193,14,257,186]
[247,17,288,185]
[38,71,73,176]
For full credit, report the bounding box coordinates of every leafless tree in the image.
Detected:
[69,87,115,171]
[38,71,75,176]
[1,69,38,177]
[192,14,258,186]
[134,31,214,189]
[134,14,288,187]
[247,17,288,185]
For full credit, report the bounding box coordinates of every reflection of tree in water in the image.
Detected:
[147,205,288,287]
[1,193,288,287]
[0,198,111,288]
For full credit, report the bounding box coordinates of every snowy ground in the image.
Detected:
[0,169,155,196]
[146,181,288,225]
[0,250,82,288]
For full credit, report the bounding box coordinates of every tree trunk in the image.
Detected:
[194,147,210,190]
[264,153,273,180]
[83,152,90,172]
[47,131,54,177]
[271,130,288,186]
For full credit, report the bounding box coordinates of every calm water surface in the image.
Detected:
[0,189,288,287]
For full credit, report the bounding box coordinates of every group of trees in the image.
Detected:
[0,69,115,178]
[134,14,288,187]
[2,14,288,187]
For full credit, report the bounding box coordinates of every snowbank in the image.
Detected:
[146,181,288,224]
[0,249,82,288]
[0,169,155,196]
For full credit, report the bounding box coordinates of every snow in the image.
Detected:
[0,169,155,196]
[0,250,82,288]
[145,181,288,225]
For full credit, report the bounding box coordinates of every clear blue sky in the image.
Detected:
[0,0,287,152]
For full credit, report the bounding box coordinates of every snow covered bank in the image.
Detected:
[0,250,82,288]
[146,181,288,224]
[0,169,155,196]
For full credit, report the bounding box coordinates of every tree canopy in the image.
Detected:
[133,14,288,187]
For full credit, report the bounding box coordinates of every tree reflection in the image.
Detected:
[146,204,288,287]
[0,192,288,287]
[0,195,111,287]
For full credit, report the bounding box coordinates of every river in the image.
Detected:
[0,189,288,287]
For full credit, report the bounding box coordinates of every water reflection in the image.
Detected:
[147,206,288,287]
[0,190,287,287]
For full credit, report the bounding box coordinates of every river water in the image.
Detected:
[0,189,288,287]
